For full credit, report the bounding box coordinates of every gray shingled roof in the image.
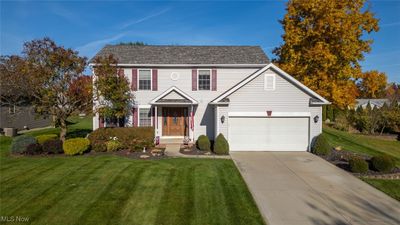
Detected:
[355,99,392,108]
[91,45,269,65]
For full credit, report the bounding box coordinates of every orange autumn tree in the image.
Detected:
[358,70,387,98]
[273,0,379,108]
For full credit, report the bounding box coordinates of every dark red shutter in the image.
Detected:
[152,69,158,91]
[131,68,138,91]
[99,116,104,128]
[192,69,197,91]
[212,69,217,91]
[132,108,138,127]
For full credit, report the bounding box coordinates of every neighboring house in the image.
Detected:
[91,45,329,151]
[355,99,394,109]
[0,105,51,130]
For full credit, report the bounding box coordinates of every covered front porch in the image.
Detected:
[150,87,198,143]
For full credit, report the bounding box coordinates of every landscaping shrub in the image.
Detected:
[10,135,37,154]
[88,127,154,152]
[214,133,229,155]
[106,140,123,152]
[25,143,42,155]
[311,134,331,156]
[371,155,396,173]
[36,134,58,145]
[92,142,107,152]
[63,138,90,155]
[349,157,369,173]
[196,135,211,151]
[42,139,63,154]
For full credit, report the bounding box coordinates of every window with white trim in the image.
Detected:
[138,69,151,90]
[264,74,276,91]
[139,108,152,127]
[198,70,211,90]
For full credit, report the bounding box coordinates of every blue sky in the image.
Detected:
[1,0,399,82]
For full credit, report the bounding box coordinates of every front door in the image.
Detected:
[162,107,188,136]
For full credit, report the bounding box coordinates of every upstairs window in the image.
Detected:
[139,108,151,127]
[138,69,151,90]
[198,69,211,90]
[264,74,276,91]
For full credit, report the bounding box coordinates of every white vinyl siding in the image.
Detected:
[224,68,322,145]
[139,69,152,90]
[133,67,259,138]
[198,69,211,90]
[216,105,229,138]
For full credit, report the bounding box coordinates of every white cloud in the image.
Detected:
[119,8,170,29]
[48,3,85,26]
[76,33,126,57]
[380,21,400,27]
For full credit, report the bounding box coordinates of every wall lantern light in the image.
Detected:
[221,115,225,124]
[314,115,319,123]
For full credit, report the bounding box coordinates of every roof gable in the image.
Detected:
[91,45,269,65]
[150,86,198,105]
[210,63,330,105]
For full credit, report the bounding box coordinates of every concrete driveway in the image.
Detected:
[231,152,400,225]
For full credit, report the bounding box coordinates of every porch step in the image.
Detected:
[160,138,184,144]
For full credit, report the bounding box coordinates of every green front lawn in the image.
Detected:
[362,179,400,201]
[323,126,400,166]
[0,156,264,225]
[0,117,265,225]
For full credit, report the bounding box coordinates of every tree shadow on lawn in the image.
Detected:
[66,129,92,138]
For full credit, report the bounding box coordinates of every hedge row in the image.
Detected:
[88,127,155,152]
[10,127,155,155]
[10,135,63,155]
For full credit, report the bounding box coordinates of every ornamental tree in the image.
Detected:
[273,0,379,108]
[0,55,32,118]
[69,75,93,114]
[23,37,89,141]
[92,55,133,127]
[358,70,387,98]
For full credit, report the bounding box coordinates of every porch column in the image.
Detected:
[154,106,158,137]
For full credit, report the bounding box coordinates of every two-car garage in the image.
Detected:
[211,64,329,152]
[228,116,310,151]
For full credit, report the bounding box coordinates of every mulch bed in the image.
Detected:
[179,144,216,156]
[320,149,400,177]
[89,148,167,160]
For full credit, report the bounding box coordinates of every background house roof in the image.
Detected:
[355,99,393,108]
[91,45,270,65]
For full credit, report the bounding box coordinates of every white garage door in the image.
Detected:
[228,117,309,151]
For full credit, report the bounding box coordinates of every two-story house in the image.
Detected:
[91,45,329,151]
